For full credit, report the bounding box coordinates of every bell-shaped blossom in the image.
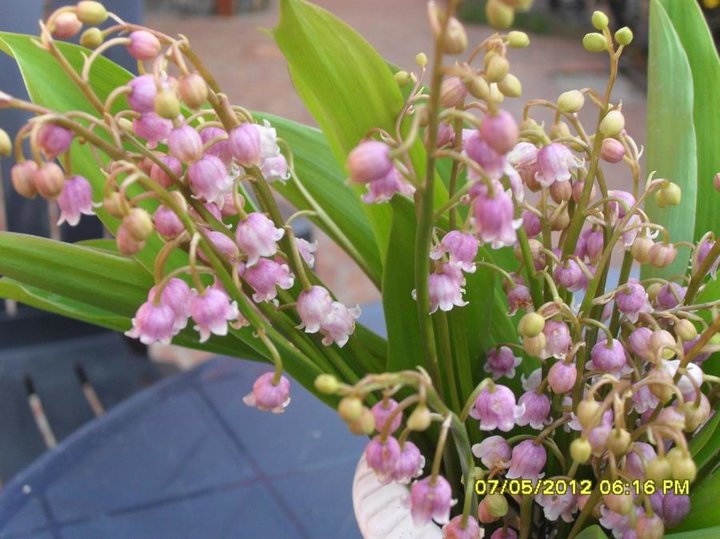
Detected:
[465,132,507,180]
[365,435,401,483]
[480,109,519,155]
[536,488,577,522]
[470,384,519,432]
[431,230,479,273]
[127,30,162,61]
[242,258,294,303]
[188,155,233,207]
[508,141,538,186]
[471,435,511,470]
[153,205,185,240]
[484,346,521,380]
[422,264,467,313]
[57,175,93,226]
[168,125,203,164]
[553,259,584,291]
[347,140,393,183]
[655,282,686,310]
[548,362,577,394]
[410,475,454,526]
[261,154,290,183]
[589,338,627,375]
[471,181,521,248]
[543,320,571,359]
[128,75,157,113]
[443,515,483,539]
[149,154,182,188]
[190,287,239,342]
[37,124,73,159]
[632,383,660,415]
[615,280,652,323]
[126,301,176,345]
[362,167,415,203]
[506,439,546,479]
[133,113,172,148]
[229,123,261,167]
[296,286,333,333]
[256,121,281,160]
[506,282,532,315]
[243,372,291,413]
[625,442,657,480]
[235,212,285,266]
[659,492,691,528]
[628,327,654,361]
[297,238,318,268]
[516,391,551,429]
[147,277,191,332]
[391,441,425,483]
[535,143,581,187]
[200,126,233,167]
[664,359,703,401]
[320,301,360,347]
[607,190,636,223]
[522,210,542,237]
[199,230,240,263]
[371,399,402,434]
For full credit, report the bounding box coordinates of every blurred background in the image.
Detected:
[0,0,717,537]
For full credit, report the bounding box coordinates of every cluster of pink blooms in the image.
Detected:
[7,1,362,417]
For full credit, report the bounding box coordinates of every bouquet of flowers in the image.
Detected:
[0,0,718,537]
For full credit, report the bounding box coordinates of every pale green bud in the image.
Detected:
[486,0,515,30]
[615,26,634,46]
[76,1,108,25]
[583,32,607,53]
[498,74,522,97]
[394,70,412,87]
[518,312,545,337]
[507,31,530,48]
[655,182,682,208]
[599,110,625,137]
[314,374,339,394]
[415,53,428,69]
[591,10,609,30]
[557,90,585,113]
[0,128,11,156]
[80,27,103,49]
[570,437,592,463]
[485,54,510,83]
[338,397,363,422]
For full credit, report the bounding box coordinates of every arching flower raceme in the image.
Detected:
[470,384,519,432]
[410,475,454,526]
[242,258,294,303]
[57,175,94,226]
[126,301,176,345]
[243,372,291,414]
[190,287,240,342]
[235,212,285,266]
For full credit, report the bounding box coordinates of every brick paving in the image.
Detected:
[145,0,647,307]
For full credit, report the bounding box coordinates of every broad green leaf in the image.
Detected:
[659,0,720,241]
[255,112,383,285]
[689,410,720,471]
[672,469,720,531]
[666,528,720,539]
[642,0,697,280]
[574,525,609,539]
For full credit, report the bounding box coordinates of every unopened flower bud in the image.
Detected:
[550,206,570,231]
[104,192,126,218]
[481,109,518,154]
[0,128,11,156]
[128,30,162,61]
[607,428,631,456]
[116,223,145,255]
[178,72,207,109]
[346,140,392,183]
[415,52,427,68]
[168,125,203,163]
[407,404,432,431]
[394,70,411,86]
[154,89,180,119]
[485,493,509,518]
[655,182,682,208]
[570,436,592,463]
[651,329,677,360]
[498,74,522,98]
[123,208,153,241]
[347,407,375,435]
[583,33,607,53]
[599,110,625,137]
[675,319,697,341]
[679,401,708,432]
[645,457,672,483]
[314,374,339,394]
[80,27,103,49]
[523,333,546,357]
[507,30,529,48]
[76,1,108,25]
[557,90,585,113]
[647,369,674,403]
[671,455,696,483]
[648,242,677,268]
[577,400,600,429]
[467,76,491,100]
[34,162,65,199]
[485,54,510,83]
[338,396,363,422]
[518,312,545,337]
[636,514,664,539]
[486,0,514,29]
[604,492,633,514]
[601,137,625,163]
[615,27,634,46]
[591,10,609,30]
[37,124,73,159]
[440,76,468,108]
[631,236,653,264]
[11,161,38,198]
[117,117,133,132]
[442,17,467,54]
[51,12,82,39]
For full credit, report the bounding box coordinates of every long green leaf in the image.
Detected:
[666,528,720,539]
[642,0,697,280]
[658,0,720,241]
[689,410,720,471]
[672,469,720,531]
[574,525,608,539]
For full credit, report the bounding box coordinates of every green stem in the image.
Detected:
[436,311,461,413]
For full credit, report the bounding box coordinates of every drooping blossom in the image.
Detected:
[365,435,401,483]
[410,475,454,526]
[471,181,521,248]
[361,167,415,203]
[506,439,546,479]
[443,515,483,539]
[420,264,467,313]
[126,301,176,345]
[471,435,511,470]
[371,399,402,434]
[235,212,285,266]
[296,286,333,333]
[347,140,393,183]
[615,280,652,323]
[243,372,291,413]
[515,391,551,429]
[391,441,425,483]
[484,346,521,380]
[470,384,519,432]
[242,258,294,302]
[188,154,233,207]
[57,175,94,226]
[431,230,479,273]
[190,287,240,342]
[147,277,191,331]
[535,143,581,186]
[320,301,360,347]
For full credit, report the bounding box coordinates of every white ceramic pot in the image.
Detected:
[353,454,443,539]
